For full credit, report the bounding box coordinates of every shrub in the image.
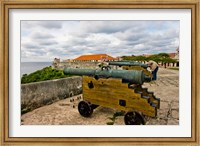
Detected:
[21,66,71,84]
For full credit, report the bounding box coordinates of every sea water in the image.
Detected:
[21,62,52,77]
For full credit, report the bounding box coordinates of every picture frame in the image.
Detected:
[0,0,199,145]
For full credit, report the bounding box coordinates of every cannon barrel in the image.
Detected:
[108,61,148,69]
[64,68,151,84]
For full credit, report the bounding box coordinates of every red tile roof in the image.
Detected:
[168,53,176,58]
[74,54,116,61]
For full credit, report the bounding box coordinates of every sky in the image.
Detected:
[21,20,179,62]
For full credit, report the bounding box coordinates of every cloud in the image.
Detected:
[21,21,63,30]
[21,20,180,62]
[37,21,63,29]
[31,32,55,39]
[22,43,39,49]
[79,21,131,34]
[38,41,58,46]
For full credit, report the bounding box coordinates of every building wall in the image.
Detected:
[55,62,116,70]
[21,76,82,114]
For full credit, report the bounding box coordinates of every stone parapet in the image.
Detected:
[21,76,82,114]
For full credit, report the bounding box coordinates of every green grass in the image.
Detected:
[168,67,179,71]
[21,66,71,84]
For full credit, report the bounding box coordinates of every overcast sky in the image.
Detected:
[21,20,179,62]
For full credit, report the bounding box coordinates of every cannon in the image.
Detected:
[64,68,160,125]
[64,68,151,84]
[109,61,148,69]
[108,61,152,77]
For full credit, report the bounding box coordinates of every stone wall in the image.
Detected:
[55,62,98,69]
[21,76,82,114]
[55,62,118,70]
[55,61,179,71]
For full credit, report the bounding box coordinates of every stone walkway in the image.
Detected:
[143,68,179,125]
[21,67,179,125]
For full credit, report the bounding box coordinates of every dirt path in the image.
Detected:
[21,67,179,125]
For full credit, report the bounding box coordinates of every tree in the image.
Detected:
[122,53,177,68]
[134,55,147,62]
[157,53,170,58]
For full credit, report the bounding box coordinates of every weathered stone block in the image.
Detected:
[167,119,179,125]
[171,110,179,119]
[171,101,179,110]
[21,76,82,113]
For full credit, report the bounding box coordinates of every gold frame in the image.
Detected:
[0,0,199,145]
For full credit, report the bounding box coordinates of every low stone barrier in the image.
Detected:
[21,76,82,114]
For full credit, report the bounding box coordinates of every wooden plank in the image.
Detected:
[83,76,157,117]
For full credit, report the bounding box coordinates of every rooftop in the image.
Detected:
[74,54,116,61]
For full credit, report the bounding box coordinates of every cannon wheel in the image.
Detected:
[78,100,93,117]
[124,111,145,125]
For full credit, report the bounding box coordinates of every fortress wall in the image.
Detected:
[21,76,82,114]
[55,62,118,70]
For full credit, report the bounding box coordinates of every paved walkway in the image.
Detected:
[21,67,179,125]
[143,68,179,125]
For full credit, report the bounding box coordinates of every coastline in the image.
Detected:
[21,62,52,77]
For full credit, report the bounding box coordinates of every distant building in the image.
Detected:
[142,54,152,57]
[52,58,60,68]
[73,54,117,62]
[168,53,176,59]
[63,59,73,62]
[174,47,179,61]
[53,58,60,64]
[116,57,123,61]
[167,47,179,60]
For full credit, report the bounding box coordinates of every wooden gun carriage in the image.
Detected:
[64,66,160,125]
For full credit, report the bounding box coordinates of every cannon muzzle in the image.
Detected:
[64,68,151,84]
[108,61,148,69]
